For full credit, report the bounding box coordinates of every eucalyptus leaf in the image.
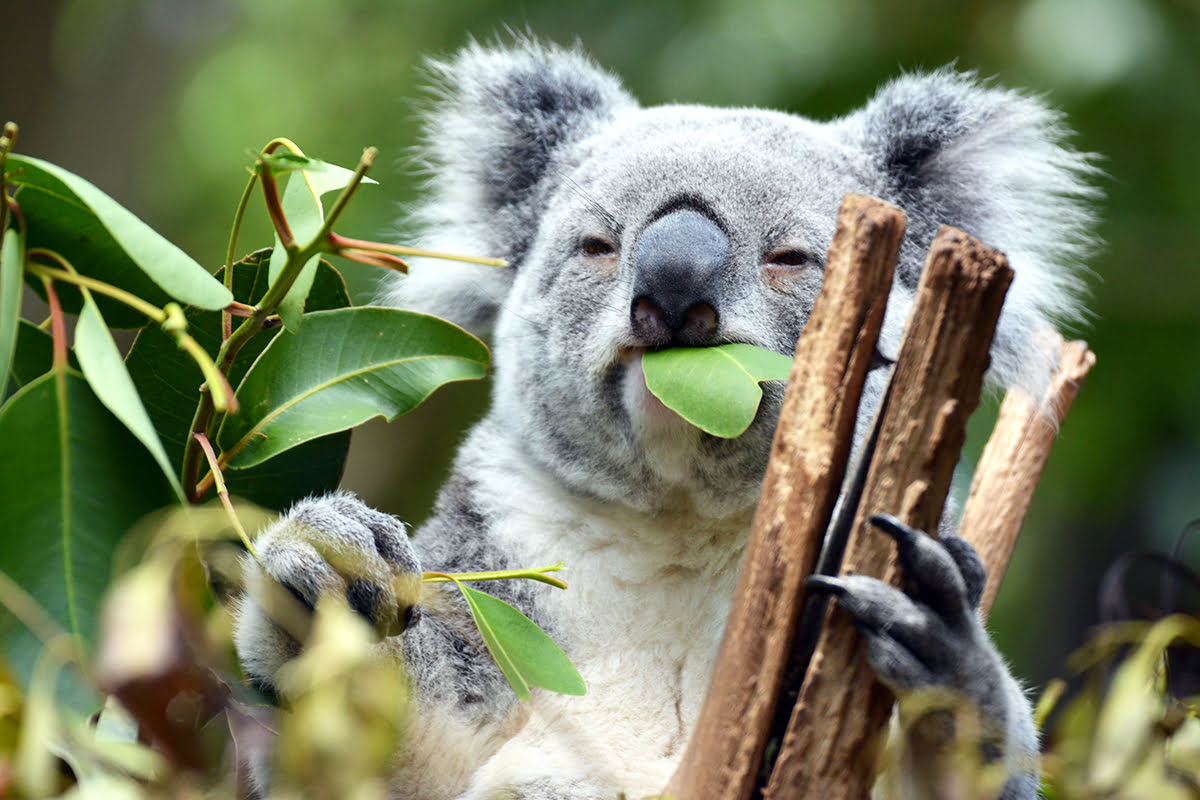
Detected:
[641,343,793,437]
[260,152,325,174]
[456,584,586,700]
[0,369,175,714]
[7,155,231,325]
[218,307,488,469]
[0,227,24,392]
[3,321,76,403]
[268,158,375,331]
[125,253,352,511]
[74,296,185,501]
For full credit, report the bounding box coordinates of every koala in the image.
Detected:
[235,39,1097,800]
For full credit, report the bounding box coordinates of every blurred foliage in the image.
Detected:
[3,0,1198,691]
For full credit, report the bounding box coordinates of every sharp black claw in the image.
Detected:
[806,574,847,596]
[870,513,921,544]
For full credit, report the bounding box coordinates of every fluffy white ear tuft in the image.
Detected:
[840,69,1101,392]
[382,38,636,335]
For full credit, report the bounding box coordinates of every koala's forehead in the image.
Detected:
[558,105,873,235]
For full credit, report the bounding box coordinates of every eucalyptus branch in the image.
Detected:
[315,147,377,239]
[28,255,168,323]
[257,138,305,252]
[180,225,323,500]
[0,122,17,235]
[25,259,235,414]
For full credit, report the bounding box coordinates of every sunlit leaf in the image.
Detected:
[75,296,184,500]
[0,370,174,714]
[642,343,792,437]
[0,227,24,393]
[269,158,376,331]
[7,155,231,325]
[1090,615,1200,790]
[456,584,586,700]
[218,307,488,469]
[274,598,409,795]
[125,254,352,511]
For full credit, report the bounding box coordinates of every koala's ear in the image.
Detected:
[384,39,637,334]
[839,69,1100,390]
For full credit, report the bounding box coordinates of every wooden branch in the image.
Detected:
[959,336,1096,617]
[764,227,1013,800]
[665,194,906,800]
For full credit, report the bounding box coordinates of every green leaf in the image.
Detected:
[3,321,76,403]
[0,369,175,714]
[74,296,185,501]
[0,227,24,393]
[7,154,231,326]
[260,152,325,175]
[456,584,586,700]
[269,159,375,331]
[218,307,488,469]
[125,253,352,511]
[641,343,793,438]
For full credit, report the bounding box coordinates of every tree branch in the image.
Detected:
[764,226,1013,800]
[665,194,905,800]
[959,336,1096,617]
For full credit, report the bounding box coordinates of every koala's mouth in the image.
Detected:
[614,348,682,427]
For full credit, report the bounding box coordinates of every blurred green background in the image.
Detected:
[3,0,1199,688]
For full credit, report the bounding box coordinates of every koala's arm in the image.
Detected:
[810,516,1037,800]
[234,491,525,795]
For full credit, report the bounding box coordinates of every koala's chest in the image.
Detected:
[515,513,746,752]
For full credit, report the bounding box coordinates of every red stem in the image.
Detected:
[41,277,68,370]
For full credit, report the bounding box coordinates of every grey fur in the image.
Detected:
[237,38,1097,799]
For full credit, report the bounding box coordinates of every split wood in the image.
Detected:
[762,226,1013,800]
[665,193,905,800]
[959,337,1096,617]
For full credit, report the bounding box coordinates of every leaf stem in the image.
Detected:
[422,563,568,590]
[191,433,257,559]
[326,233,509,267]
[312,147,376,243]
[40,275,68,370]
[29,254,166,323]
[25,259,235,413]
[223,172,259,341]
[258,139,305,252]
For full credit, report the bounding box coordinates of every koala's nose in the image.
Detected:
[630,209,729,346]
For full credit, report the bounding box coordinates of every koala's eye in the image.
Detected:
[766,249,812,268]
[580,236,617,257]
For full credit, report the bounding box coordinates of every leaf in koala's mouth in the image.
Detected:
[641,344,793,438]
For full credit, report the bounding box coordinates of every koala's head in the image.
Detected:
[386,39,1097,518]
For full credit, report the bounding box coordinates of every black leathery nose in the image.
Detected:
[630,209,729,346]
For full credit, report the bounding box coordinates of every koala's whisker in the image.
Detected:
[557,170,620,231]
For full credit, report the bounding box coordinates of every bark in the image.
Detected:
[959,337,1096,617]
[665,194,906,800]
[763,227,1013,800]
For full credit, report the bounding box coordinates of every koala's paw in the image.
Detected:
[807,514,1002,705]
[234,491,421,693]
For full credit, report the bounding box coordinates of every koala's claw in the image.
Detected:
[807,517,993,694]
[869,514,973,621]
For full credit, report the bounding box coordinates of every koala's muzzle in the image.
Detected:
[630,209,728,346]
